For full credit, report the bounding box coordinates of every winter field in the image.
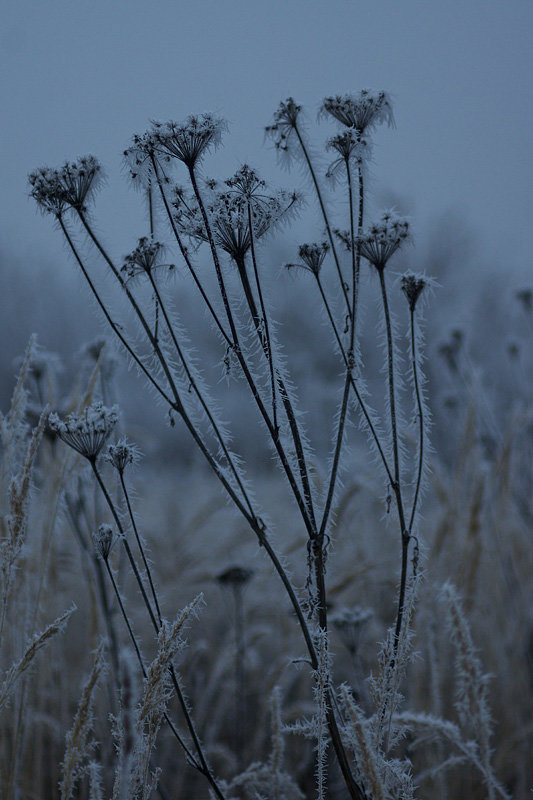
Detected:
[1,94,532,800]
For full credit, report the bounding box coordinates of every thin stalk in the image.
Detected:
[64,491,120,678]
[103,556,199,769]
[408,308,424,534]
[58,217,174,407]
[246,202,278,433]
[292,124,351,315]
[146,271,255,518]
[189,166,316,539]
[118,471,162,623]
[93,461,226,800]
[315,275,394,488]
[377,269,410,647]
[241,229,317,529]
[90,460,158,630]
[152,161,232,348]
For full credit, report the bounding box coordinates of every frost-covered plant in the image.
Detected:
[27,94,513,799]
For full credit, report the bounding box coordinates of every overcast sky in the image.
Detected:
[2,0,532,280]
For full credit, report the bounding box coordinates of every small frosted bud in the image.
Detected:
[401,272,427,312]
[93,524,114,561]
[106,439,140,473]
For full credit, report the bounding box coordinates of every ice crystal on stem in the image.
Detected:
[48,402,119,460]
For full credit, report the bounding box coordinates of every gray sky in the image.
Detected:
[2,0,532,278]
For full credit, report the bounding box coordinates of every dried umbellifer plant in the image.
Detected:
[28,93,504,799]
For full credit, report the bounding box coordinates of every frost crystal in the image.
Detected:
[48,402,119,460]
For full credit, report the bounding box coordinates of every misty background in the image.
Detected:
[1,0,532,462]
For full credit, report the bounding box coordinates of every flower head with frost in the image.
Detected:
[320,90,394,134]
[151,113,226,169]
[48,402,119,460]
[93,524,114,561]
[173,168,300,262]
[122,237,175,283]
[325,130,370,181]
[286,242,329,277]
[265,97,302,161]
[401,272,428,312]
[29,156,102,215]
[123,130,172,188]
[355,211,410,271]
[106,438,141,473]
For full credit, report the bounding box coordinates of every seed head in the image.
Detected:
[122,237,175,283]
[287,242,329,277]
[320,90,394,134]
[48,402,119,460]
[93,524,114,561]
[326,131,369,181]
[355,211,410,271]
[151,113,226,169]
[401,272,427,312]
[173,169,300,262]
[265,97,302,160]
[106,438,140,473]
[29,156,102,215]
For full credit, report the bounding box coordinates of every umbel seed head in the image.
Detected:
[320,90,394,134]
[29,156,102,216]
[356,212,410,271]
[48,402,119,460]
[93,524,114,561]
